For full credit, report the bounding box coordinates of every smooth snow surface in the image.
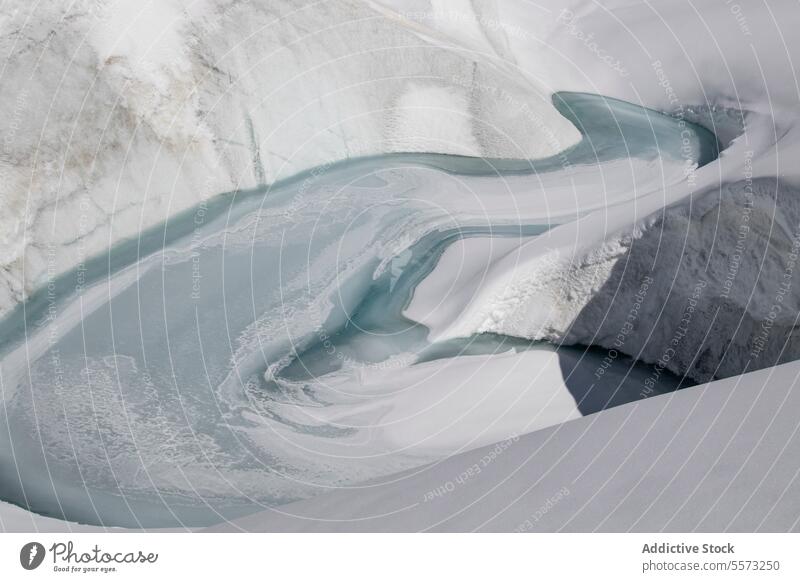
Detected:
[212,359,800,532]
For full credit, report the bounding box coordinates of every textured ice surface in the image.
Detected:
[0,93,702,527]
[409,113,800,383]
[4,0,800,532]
[0,0,580,314]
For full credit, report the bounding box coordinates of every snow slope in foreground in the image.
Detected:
[211,359,800,532]
[0,501,106,533]
[8,350,797,533]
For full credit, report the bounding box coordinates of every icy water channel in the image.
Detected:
[0,93,719,527]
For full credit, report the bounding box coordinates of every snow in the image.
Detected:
[5,347,794,533]
[384,84,481,155]
[405,114,800,382]
[0,146,681,528]
[0,0,580,313]
[210,359,800,532]
[3,0,800,531]
[397,0,800,382]
[6,0,789,384]
[266,348,578,458]
[0,501,109,533]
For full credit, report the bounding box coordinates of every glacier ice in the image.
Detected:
[0,0,579,314]
[0,93,699,527]
[2,0,800,532]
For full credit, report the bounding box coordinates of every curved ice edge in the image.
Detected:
[407,108,791,385]
[5,356,796,533]
[438,171,797,385]
[0,92,724,358]
[208,358,800,532]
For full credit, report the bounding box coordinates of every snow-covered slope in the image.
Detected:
[5,352,797,533]
[0,0,579,313]
[210,359,800,532]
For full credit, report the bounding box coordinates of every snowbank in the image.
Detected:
[210,359,800,532]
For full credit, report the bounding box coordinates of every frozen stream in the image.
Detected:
[0,93,718,527]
